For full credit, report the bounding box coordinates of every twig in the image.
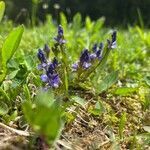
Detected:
[98,140,110,147]
[0,123,30,136]
[57,140,72,150]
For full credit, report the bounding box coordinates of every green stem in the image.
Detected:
[60,45,69,97]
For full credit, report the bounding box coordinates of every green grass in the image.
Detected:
[0,13,150,149]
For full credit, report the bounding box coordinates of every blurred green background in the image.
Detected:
[3,0,150,27]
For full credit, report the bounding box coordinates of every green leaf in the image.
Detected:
[0,87,10,102]
[93,17,105,32]
[119,112,126,139]
[144,76,150,87]
[0,25,24,83]
[23,84,31,102]
[114,87,137,96]
[73,13,82,31]
[0,101,9,115]
[22,92,63,144]
[71,96,86,108]
[60,12,67,30]
[88,101,105,116]
[85,16,93,31]
[1,25,24,65]
[0,1,5,22]
[97,71,119,93]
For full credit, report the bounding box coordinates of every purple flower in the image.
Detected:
[58,25,64,36]
[82,62,91,69]
[108,31,117,49]
[80,49,90,63]
[54,37,66,44]
[37,48,61,88]
[43,44,50,57]
[41,73,60,88]
[54,25,66,44]
[90,53,97,60]
[72,62,79,71]
[37,63,47,70]
[92,44,98,52]
[99,42,103,50]
[41,74,48,82]
[112,31,117,43]
[90,42,103,60]
[46,58,58,74]
[37,49,47,64]
[45,57,60,88]
[49,74,60,88]
[47,63,55,75]
[96,50,102,59]
[80,49,91,69]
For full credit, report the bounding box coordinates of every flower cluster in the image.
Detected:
[72,31,117,71]
[72,43,103,71]
[37,25,117,89]
[37,45,60,88]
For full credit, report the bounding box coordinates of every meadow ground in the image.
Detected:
[0,15,150,149]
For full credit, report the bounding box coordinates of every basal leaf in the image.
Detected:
[114,87,137,96]
[22,92,63,144]
[97,71,119,93]
[88,101,105,116]
[0,101,9,115]
[0,87,10,101]
[0,25,24,83]
[0,1,5,22]
[1,25,24,65]
[71,96,86,108]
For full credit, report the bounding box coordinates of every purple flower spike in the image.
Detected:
[54,25,66,44]
[43,44,50,57]
[80,49,90,63]
[58,25,64,36]
[37,49,47,63]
